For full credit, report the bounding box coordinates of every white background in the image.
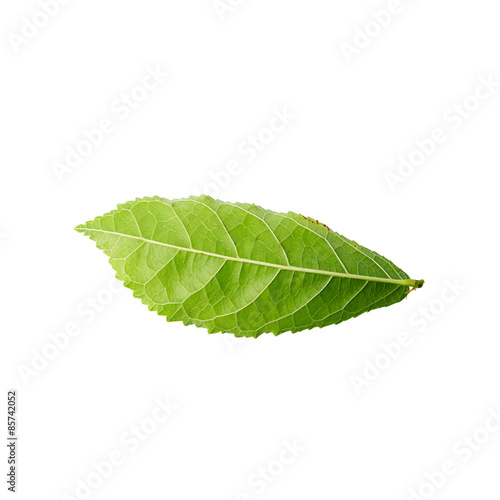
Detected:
[1,1,500,499]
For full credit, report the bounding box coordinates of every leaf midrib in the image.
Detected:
[80,227,418,287]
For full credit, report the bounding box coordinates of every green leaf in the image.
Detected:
[75,196,423,337]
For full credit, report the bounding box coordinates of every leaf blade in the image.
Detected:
[76,195,423,336]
